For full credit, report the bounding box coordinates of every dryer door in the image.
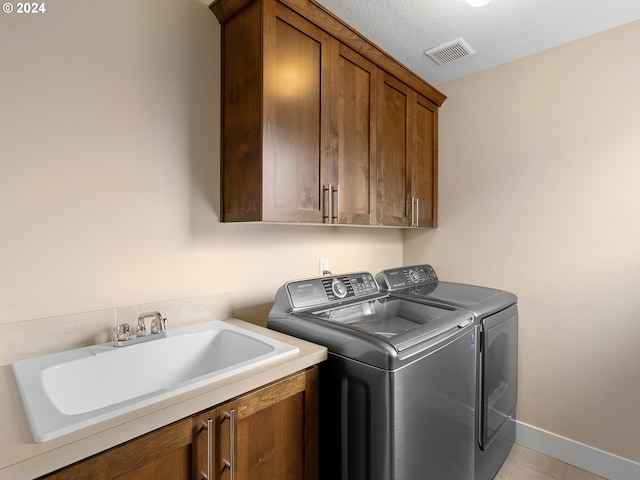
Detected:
[479,304,518,449]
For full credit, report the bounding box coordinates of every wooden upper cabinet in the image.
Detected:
[412,94,438,227]
[376,72,411,227]
[262,4,331,223]
[330,42,377,225]
[211,0,445,227]
[376,72,439,227]
[218,0,330,223]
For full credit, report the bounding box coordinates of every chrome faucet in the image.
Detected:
[114,311,167,347]
[149,312,167,334]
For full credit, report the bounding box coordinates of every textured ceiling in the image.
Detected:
[315,0,640,85]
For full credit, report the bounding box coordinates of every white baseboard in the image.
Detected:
[515,421,640,480]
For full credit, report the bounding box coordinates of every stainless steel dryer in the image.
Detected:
[376,265,518,480]
[268,272,478,480]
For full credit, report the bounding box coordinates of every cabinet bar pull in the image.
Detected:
[332,185,340,223]
[201,419,213,480]
[323,184,332,223]
[415,197,419,227]
[223,409,236,480]
[411,197,415,227]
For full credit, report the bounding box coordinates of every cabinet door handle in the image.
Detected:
[323,184,332,223]
[415,197,419,227]
[411,197,415,227]
[222,409,236,480]
[406,197,414,227]
[201,419,213,480]
[332,185,340,223]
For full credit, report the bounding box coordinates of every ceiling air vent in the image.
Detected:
[424,37,475,65]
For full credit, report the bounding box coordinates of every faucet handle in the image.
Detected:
[115,323,131,342]
[151,316,167,334]
[136,317,147,337]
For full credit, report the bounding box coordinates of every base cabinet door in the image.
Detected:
[41,419,193,480]
[193,367,319,480]
[193,407,218,480]
[219,383,305,479]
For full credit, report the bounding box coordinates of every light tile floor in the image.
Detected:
[496,444,607,480]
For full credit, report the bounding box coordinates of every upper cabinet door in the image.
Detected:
[219,0,331,223]
[262,3,332,223]
[412,95,438,228]
[330,42,377,225]
[376,72,412,226]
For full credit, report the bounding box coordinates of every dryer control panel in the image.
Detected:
[286,272,379,310]
[376,265,438,291]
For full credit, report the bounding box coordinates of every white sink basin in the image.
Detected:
[12,320,299,442]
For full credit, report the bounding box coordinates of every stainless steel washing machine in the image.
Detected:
[268,272,478,480]
[376,265,518,480]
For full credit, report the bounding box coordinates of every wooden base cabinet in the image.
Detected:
[193,368,318,480]
[41,368,319,480]
[211,0,445,227]
[40,420,194,480]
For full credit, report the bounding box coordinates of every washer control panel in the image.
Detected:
[286,272,379,309]
[376,265,438,291]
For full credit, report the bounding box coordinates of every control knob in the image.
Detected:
[408,268,423,283]
[332,279,348,298]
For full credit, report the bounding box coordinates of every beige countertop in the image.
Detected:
[0,319,327,480]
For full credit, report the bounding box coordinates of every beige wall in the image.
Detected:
[405,21,640,462]
[0,0,402,328]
